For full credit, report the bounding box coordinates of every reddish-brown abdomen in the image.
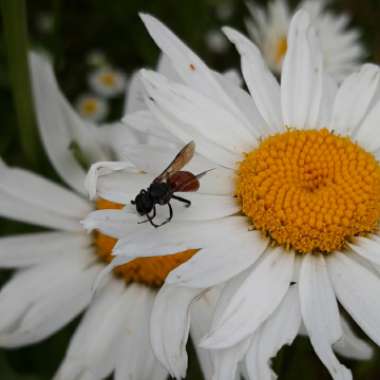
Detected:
[168,171,200,192]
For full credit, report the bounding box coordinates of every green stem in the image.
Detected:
[1,0,40,167]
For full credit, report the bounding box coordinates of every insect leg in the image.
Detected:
[138,207,158,226]
[153,203,173,228]
[147,207,161,228]
[172,195,191,207]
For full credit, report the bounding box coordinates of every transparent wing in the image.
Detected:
[154,141,195,183]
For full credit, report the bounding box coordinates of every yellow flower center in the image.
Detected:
[275,36,287,65]
[99,72,117,87]
[81,98,98,115]
[94,199,197,287]
[236,129,380,253]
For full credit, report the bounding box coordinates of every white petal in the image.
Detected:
[29,52,107,194]
[348,236,380,267]
[113,217,249,259]
[142,94,239,169]
[0,162,91,219]
[0,190,82,232]
[123,70,146,114]
[355,98,380,154]
[190,288,220,380]
[211,338,251,380]
[151,285,204,379]
[141,70,255,155]
[0,231,90,268]
[139,14,256,132]
[166,229,267,288]
[0,253,99,347]
[82,209,141,239]
[333,316,373,361]
[122,110,179,145]
[223,27,282,132]
[299,254,351,380]
[245,286,301,380]
[85,161,135,200]
[115,285,168,380]
[281,10,324,129]
[55,279,126,380]
[330,64,380,136]
[213,72,268,139]
[328,251,380,346]
[201,247,294,349]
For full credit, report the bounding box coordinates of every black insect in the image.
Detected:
[131,141,211,228]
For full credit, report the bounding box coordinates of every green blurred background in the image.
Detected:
[1,0,380,378]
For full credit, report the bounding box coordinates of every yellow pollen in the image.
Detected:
[275,36,287,65]
[99,72,117,87]
[236,129,380,254]
[94,199,197,287]
[82,98,98,115]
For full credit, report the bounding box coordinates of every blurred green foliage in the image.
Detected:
[1,0,380,379]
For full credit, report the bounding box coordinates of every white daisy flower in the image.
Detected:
[205,29,229,54]
[245,0,365,80]
[76,94,109,122]
[89,66,127,98]
[86,13,377,380]
[0,52,217,380]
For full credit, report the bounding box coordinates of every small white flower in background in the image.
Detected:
[86,49,108,67]
[89,66,127,98]
[36,11,54,33]
[76,94,109,122]
[0,52,221,380]
[86,12,379,380]
[246,0,365,80]
[216,1,234,21]
[205,29,229,54]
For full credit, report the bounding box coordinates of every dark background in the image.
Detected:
[1,0,380,378]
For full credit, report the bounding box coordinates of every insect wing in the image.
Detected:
[168,171,200,192]
[154,141,195,183]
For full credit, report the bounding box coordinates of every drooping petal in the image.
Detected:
[245,285,301,380]
[211,338,251,380]
[333,316,373,361]
[55,279,126,380]
[151,284,205,379]
[0,252,100,348]
[201,247,294,349]
[115,285,168,380]
[190,288,219,380]
[299,254,351,380]
[328,251,380,346]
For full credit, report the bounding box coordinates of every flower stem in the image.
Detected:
[1,0,40,167]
